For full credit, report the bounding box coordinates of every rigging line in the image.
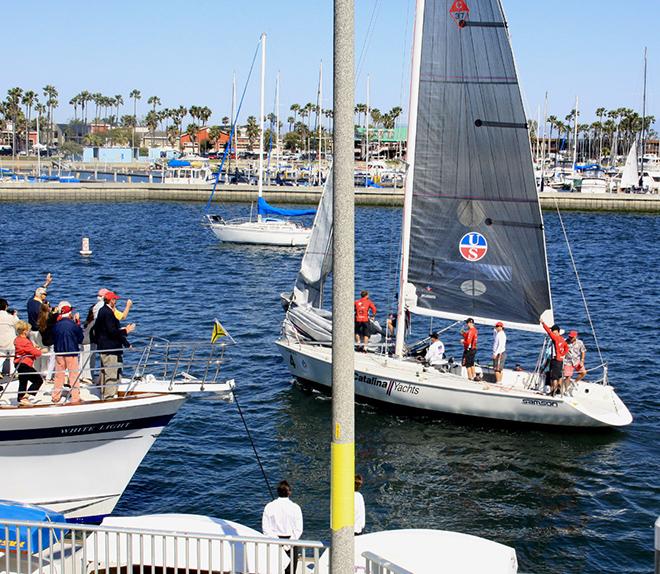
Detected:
[231,386,275,501]
[553,199,604,365]
[204,39,261,213]
[355,0,381,82]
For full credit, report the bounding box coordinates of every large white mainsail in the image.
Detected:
[397,0,553,340]
[620,140,639,189]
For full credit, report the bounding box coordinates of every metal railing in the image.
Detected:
[0,518,325,574]
[0,338,232,405]
[362,551,413,574]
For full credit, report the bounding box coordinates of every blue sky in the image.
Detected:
[2,0,657,126]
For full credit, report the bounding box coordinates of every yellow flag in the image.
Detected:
[211,319,232,343]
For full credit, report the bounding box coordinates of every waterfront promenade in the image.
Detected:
[0,182,658,212]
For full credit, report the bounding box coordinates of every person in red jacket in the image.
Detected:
[460,318,478,380]
[13,320,44,406]
[354,290,377,352]
[541,321,569,396]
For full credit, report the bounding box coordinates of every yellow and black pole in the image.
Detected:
[331,0,355,573]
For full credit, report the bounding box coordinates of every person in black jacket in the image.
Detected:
[91,291,135,399]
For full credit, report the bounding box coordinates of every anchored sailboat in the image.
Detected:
[204,33,315,247]
[276,0,632,428]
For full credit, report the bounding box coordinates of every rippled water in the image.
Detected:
[0,201,657,574]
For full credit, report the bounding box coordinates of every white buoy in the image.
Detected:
[80,237,92,256]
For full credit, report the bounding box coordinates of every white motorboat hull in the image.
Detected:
[208,220,310,246]
[0,393,185,521]
[276,339,632,428]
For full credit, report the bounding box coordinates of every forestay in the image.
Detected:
[292,168,334,307]
[404,0,552,332]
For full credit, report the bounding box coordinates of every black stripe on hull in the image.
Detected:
[0,414,176,442]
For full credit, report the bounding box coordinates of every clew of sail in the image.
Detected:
[404,0,552,332]
[620,140,638,189]
[292,168,334,308]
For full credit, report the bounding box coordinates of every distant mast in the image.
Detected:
[257,33,266,222]
[317,61,323,186]
[365,74,370,188]
[276,71,281,175]
[639,46,648,188]
[572,96,579,170]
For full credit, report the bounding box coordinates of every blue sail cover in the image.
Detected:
[257,197,316,217]
[168,159,191,167]
[0,501,67,553]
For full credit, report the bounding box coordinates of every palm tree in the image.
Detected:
[287,116,295,132]
[42,85,58,146]
[34,102,46,149]
[199,106,212,126]
[6,88,22,158]
[22,91,37,153]
[129,89,141,148]
[221,116,230,128]
[69,96,79,122]
[290,103,300,124]
[79,91,92,124]
[245,115,259,151]
[145,110,159,147]
[147,96,161,113]
[114,95,124,125]
[185,123,199,154]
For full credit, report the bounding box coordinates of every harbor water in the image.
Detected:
[0,201,657,573]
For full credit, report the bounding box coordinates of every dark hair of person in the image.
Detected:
[0,299,7,311]
[466,317,474,324]
[37,303,51,332]
[355,474,363,491]
[551,324,560,332]
[277,480,292,497]
[361,290,368,298]
[84,305,95,327]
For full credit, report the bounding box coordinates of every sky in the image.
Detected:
[2,0,657,127]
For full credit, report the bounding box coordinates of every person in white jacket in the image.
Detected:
[424,332,445,366]
[492,322,507,382]
[262,480,303,574]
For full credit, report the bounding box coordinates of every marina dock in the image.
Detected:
[0,182,658,212]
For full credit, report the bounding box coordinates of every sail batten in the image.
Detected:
[403,0,552,330]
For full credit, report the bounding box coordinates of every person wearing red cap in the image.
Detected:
[52,301,84,404]
[91,291,135,399]
[541,320,569,396]
[460,318,478,381]
[563,330,587,388]
[492,322,506,383]
[354,290,377,352]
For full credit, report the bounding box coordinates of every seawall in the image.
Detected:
[0,182,657,212]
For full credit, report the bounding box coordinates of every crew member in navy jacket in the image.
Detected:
[91,291,136,399]
[52,301,84,404]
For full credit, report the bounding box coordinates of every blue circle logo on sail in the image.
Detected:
[459,232,488,262]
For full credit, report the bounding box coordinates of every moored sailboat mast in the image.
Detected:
[257,33,266,223]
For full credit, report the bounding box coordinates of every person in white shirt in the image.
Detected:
[492,322,507,383]
[354,474,366,535]
[262,480,303,574]
[0,299,19,377]
[424,332,445,366]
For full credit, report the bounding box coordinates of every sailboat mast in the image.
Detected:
[230,72,236,174]
[540,91,548,188]
[257,32,266,222]
[365,75,370,188]
[394,0,424,358]
[572,96,579,169]
[639,46,647,187]
[318,61,323,185]
[276,71,280,176]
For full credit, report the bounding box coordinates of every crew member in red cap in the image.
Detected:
[52,301,84,404]
[563,330,587,388]
[460,318,478,381]
[91,291,136,399]
[541,320,569,396]
[354,290,377,352]
[492,322,506,383]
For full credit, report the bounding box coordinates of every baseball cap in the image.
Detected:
[35,287,47,296]
[104,291,120,301]
[98,288,109,297]
[430,332,439,339]
[495,321,504,328]
[60,305,74,314]
[568,330,578,338]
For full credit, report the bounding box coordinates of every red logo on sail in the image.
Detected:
[449,0,470,27]
[459,232,487,262]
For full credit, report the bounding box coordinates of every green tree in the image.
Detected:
[290,103,300,124]
[245,115,259,151]
[145,110,159,147]
[186,122,199,154]
[208,125,224,150]
[7,87,23,158]
[43,85,58,146]
[114,94,124,125]
[147,95,161,113]
[129,89,141,148]
[60,140,83,158]
[22,90,37,153]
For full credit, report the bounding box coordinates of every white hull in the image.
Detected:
[276,339,632,428]
[208,220,311,246]
[0,393,185,520]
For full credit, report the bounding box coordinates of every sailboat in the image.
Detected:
[276,0,632,428]
[205,33,315,247]
[620,139,639,191]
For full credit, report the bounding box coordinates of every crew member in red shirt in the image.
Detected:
[354,290,377,352]
[541,321,569,396]
[461,317,478,381]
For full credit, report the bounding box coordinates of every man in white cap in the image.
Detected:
[492,322,507,383]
